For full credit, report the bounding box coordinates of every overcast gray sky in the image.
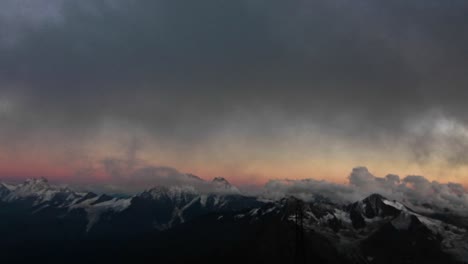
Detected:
[1,0,468,186]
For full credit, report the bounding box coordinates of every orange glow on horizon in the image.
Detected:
[1,158,468,189]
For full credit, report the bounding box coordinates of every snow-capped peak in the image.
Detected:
[15,177,70,195]
[346,193,402,226]
[21,177,51,191]
[3,177,84,206]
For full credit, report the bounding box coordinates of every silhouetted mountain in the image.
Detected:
[1,178,467,264]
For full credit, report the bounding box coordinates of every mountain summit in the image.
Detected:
[1,178,467,263]
[212,177,240,193]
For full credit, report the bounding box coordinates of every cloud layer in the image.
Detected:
[1,1,468,183]
[74,154,240,195]
[264,167,468,216]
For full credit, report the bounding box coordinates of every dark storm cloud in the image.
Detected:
[1,1,468,164]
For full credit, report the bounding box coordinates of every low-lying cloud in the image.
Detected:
[263,167,468,216]
[76,158,240,195]
[77,158,468,216]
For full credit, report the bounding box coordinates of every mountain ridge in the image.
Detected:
[1,178,468,263]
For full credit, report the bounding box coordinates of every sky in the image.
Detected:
[1,0,468,189]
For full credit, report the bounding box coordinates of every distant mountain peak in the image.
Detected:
[347,193,403,229]
[25,177,47,184]
[186,173,204,181]
[23,177,50,189]
[280,195,303,204]
[2,177,85,206]
[212,177,230,185]
[363,193,386,202]
[212,177,240,194]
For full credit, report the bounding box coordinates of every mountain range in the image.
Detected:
[1,177,467,264]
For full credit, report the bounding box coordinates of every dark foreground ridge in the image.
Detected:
[1,178,467,264]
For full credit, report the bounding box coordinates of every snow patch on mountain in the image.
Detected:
[200,194,208,207]
[382,199,406,211]
[70,195,132,232]
[0,182,16,191]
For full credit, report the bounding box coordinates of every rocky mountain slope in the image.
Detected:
[1,178,467,264]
